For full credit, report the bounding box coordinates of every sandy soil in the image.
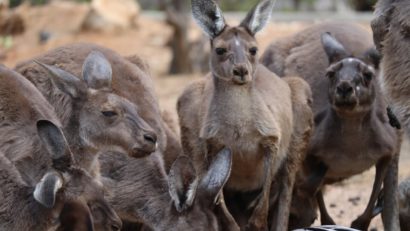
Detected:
[1,3,409,230]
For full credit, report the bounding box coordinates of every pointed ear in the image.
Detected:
[34,171,63,208]
[37,120,74,171]
[321,32,349,64]
[82,51,112,90]
[34,61,86,99]
[240,0,275,35]
[59,201,95,231]
[192,0,226,38]
[168,155,199,212]
[198,148,232,203]
[361,47,381,69]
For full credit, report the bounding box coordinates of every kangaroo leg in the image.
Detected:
[269,155,298,231]
[215,192,241,231]
[246,146,276,231]
[317,190,336,225]
[351,157,390,230]
[381,150,400,231]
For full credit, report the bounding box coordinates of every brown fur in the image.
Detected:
[261,22,401,230]
[0,66,120,231]
[161,110,183,171]
[14,44,161,177]
[98,147,232,231]
[179,1,313,230]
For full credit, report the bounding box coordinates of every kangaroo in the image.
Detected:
[177,0,313,230]
[14,50,158,178]
[0,65,121,231]
[398,178,410,231]
[98,148,233,231]
[261,22,401,230]
[15,43,183,172]
[372,0,410,141]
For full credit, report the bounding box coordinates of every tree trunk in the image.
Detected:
[168,21,192,74]
[293,0,301,10]
[160,0,193,74]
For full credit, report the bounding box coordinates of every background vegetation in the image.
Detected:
[10,0,378,11]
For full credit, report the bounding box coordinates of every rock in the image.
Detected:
[82,0,140,32]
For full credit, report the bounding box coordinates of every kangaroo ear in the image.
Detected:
[34,61,86,99]
[198,148,232,203]
[192,0,225,38]
[362,47,381,69]
[34,171,63,208]
[321,32,349,64]
[59,201,95,231]
[168,155,199,212]
[36,120,74,171]
[240,0,275,35]
[82,51,113,90]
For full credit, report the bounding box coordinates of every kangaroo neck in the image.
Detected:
[212,74,254,98]
[326,107,373,132]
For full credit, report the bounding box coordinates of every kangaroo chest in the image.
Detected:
[201,88,283,191]
[309,115,397,181]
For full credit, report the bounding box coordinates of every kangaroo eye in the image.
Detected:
[249,47,258,56]
[363,72,373,82]
[101,111,118,117]
[215,48,227,56]
[326,71,336,79]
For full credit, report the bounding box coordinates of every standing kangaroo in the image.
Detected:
[0,65,121,231]
[371,0,410,136]
[177,0,313,230]
[15,50,158,177]
[261,22,401,230]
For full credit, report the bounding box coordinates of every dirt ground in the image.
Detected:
[1,3,409,230]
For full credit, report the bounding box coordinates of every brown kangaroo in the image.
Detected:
[15,43,182,172]
[15,49,158,178]
[261,22,401,231]
[178,0,313,230]
[0,65,121,231]
[98,148,233,231]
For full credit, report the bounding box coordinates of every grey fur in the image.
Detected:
[16,45,158,178]
[261,22,401,231]
[179,2,314,230]
[82,51,113,90]
[99,147,232,231]
[0,65,119,231]
[192,0,226,38]
[240,0,275,35]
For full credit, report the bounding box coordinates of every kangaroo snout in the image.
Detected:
[232,65,250,85]
[336,82,354,98]
[131,131,157,158]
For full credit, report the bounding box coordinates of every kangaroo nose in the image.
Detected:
[336,83,353,98]
[233,66,249,77]
[143,132,157,145]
